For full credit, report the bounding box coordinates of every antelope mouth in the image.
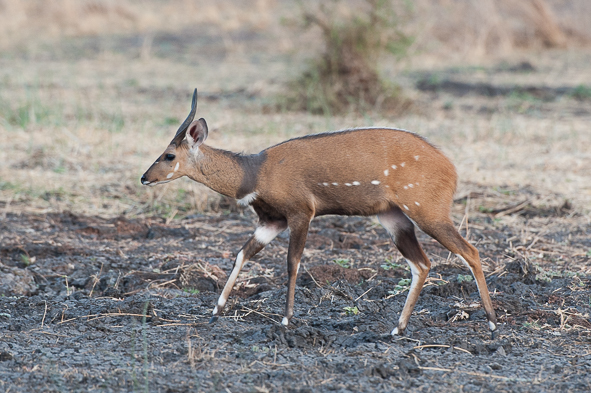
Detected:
[142,179,171,187]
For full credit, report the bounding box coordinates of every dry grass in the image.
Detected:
[0,0,590,219]
[405,0,591,65]
[0,0,276,49]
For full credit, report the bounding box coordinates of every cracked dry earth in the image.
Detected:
[0,187,590,392]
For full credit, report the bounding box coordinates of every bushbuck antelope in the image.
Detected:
[141,89,498,336]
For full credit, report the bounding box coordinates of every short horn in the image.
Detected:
[171,88,198,146]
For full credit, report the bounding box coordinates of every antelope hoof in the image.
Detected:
[210,306,221,324]
[391,327,403,336]
[489,321,498,340]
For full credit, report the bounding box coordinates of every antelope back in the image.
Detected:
[255,129,457,219]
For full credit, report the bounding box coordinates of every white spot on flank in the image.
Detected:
[281,317,289,326]
[414,155,420,161]
[391,164,397,170]
[237,192,257,206]
[352,181,360,186]
[174,162,180,172]
[403,204,409,210]
[332,183,338,186]
[371,180,380,185]
[408,183,414,188]
[384,169,389,176]
[166,172,174,179]
[323,182,329,186]
[403,186,408,190]
[415,201,420,206]
[400,162,405,167]
[385,185,389,188]
[345,183,352,186]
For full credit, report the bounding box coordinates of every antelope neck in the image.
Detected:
[188,144,265,199]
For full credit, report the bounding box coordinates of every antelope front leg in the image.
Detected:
[281,217,310,327]
[210,220,286,323]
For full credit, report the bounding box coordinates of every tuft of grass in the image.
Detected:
[457,274,473,283]
[333,259,350,269]
[282,0,413,115]
[182,288,200,295]
[388,278,411,296]
[570,84,591,101]
[20,254,32,266]
[0,93,62,129]
[534,264,562,283]
[522,321,541,331]
[343,306,359,316]
[381,258,405,270]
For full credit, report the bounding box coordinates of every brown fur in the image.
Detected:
[142,109,497,336]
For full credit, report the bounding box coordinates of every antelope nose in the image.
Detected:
[141,175,149,185]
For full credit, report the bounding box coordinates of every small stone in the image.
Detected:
[495,346,506,357]
[0,351,13,361]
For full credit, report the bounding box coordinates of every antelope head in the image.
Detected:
[141,89,209,186]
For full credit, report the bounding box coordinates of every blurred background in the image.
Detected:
[0,0,590,219]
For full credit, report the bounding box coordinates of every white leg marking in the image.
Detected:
[391,327,399,336]
[456,253,486,295]
[352,181,360,186]
[377,213,398,243]
[371,180,380,185]
[384,169,389,176]
[489,321,497,331]
[281,317,289,326]
[456,254,470,270]
[254,225,284,245]
[174,162,180,172]
[218,251,245,308]
[212,306,218,315]
[237,192,257,206]
[166,172,174,179]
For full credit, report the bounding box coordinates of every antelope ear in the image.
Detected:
[186,118,208,149]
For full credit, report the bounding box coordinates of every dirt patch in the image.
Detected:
[0,190,590,391]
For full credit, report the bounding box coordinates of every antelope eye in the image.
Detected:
[165,153,175,161]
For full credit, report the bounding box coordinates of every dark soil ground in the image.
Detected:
[1,185,590,392]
